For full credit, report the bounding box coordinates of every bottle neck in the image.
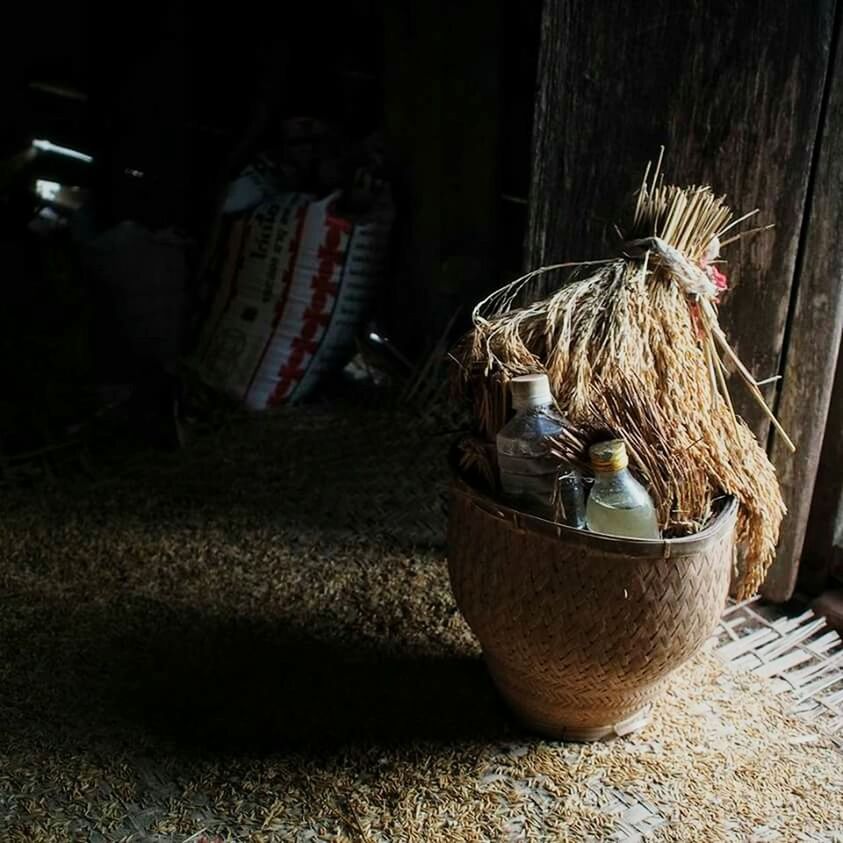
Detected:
[515,400,553,414]
[593,465,630,480]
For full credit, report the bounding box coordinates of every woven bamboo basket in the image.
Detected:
[448,478,737,740]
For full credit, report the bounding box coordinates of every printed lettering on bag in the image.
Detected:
[269,214,352,403]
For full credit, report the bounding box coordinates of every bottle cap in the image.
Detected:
[510,374,554,410]
[589,439,629,472]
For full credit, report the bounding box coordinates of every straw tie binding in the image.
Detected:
[625,230,791,453]
[624,236,718,299]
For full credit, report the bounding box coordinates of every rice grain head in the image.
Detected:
[452,176,785,599]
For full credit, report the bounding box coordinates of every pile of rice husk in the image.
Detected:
[0,403,839,841]
[452,162,787,599]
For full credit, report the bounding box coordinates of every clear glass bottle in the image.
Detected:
[585,439,661,539]
[495,374,585,526]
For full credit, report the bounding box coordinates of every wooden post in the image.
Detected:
[528,0,835,437]
[802,354,843,592]
[765,6,843,599]
[384,1,502,354]
[527,0,837,600]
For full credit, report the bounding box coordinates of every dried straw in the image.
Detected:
[452,162,787,599]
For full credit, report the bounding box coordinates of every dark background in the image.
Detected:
[1,0,842,600]
[0,0,539,351]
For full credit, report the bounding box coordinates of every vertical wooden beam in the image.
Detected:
[765,4,843,600]
[441,0,503,315]
[801,347,843,591]
[528,0,838,600]
[384,1,502,354]
[384,3,442,353]
[527,0,834,438]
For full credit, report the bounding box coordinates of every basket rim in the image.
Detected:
[451,476,738,559]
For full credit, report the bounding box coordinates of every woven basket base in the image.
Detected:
[549,708,651,742]
[504,695,653,742]
[486,653,659,741]
[494,699,655,741]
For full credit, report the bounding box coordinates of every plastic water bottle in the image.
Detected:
[495,374,585,526]
[586,439,660,539]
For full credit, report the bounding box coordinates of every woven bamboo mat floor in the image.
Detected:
[1,401,842,842]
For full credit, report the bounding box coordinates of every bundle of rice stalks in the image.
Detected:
[452,156,788,599]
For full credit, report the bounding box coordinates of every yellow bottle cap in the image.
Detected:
[589,439,629,472]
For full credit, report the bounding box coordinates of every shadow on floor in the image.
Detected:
[10,403,454,551]
[129,609,511,752]
[3,598,513,757]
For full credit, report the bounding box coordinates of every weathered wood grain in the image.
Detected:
[763,7,843,600]
[527,0,835,439]
[799,337,843,593]
[527,0,840,600]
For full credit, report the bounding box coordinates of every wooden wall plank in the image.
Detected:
[801,352,843,593]
[384,3,443,353]
[770,9,843,597]
[788,3,843,596]
[527,0,835,439]
[527,0,839,600]
[384,1,502,354]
